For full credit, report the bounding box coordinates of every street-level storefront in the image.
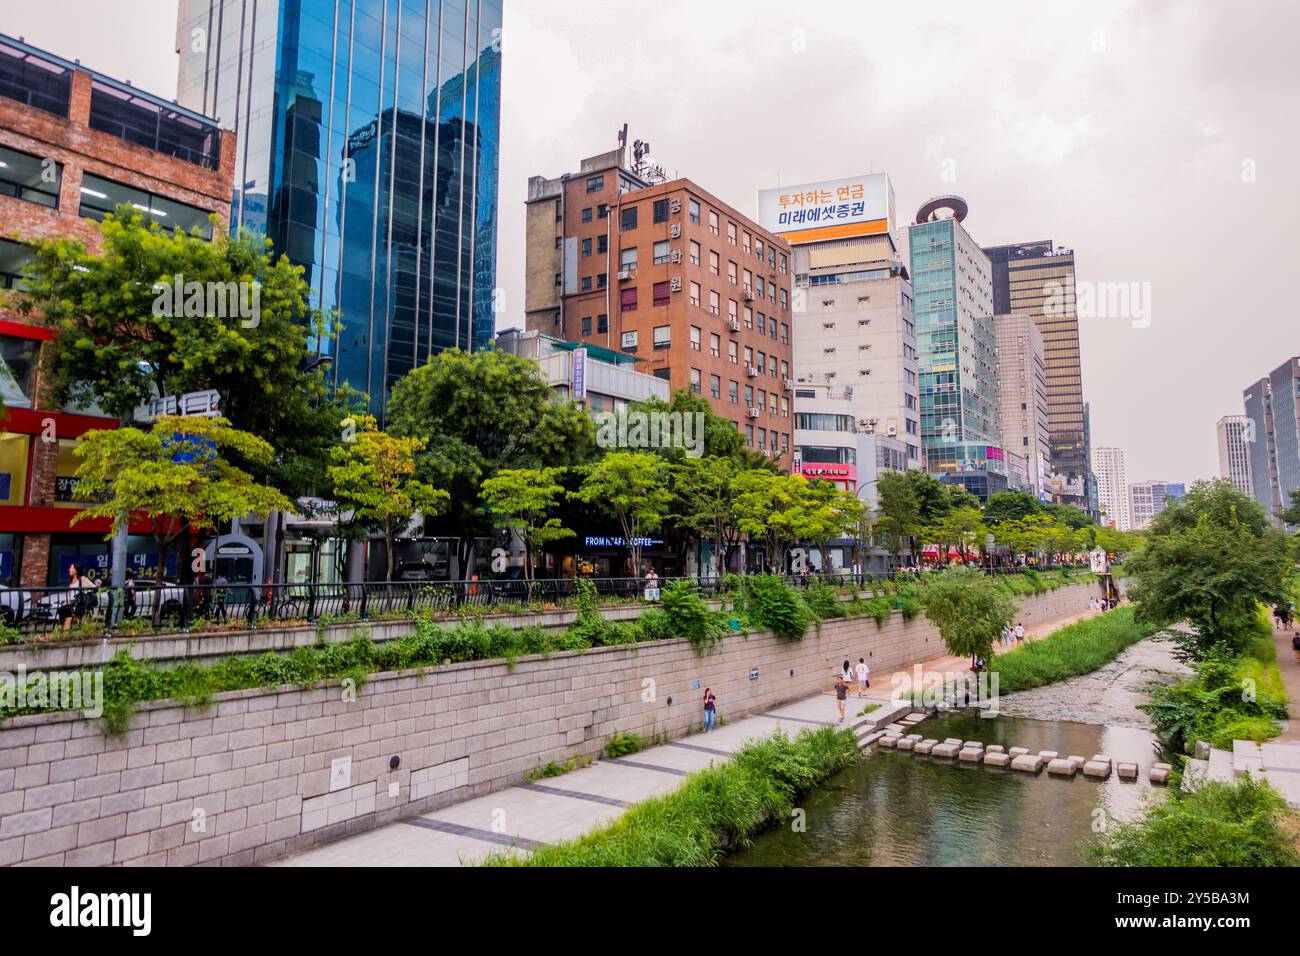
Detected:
[554,533,676,578]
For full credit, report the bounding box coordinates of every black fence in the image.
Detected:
[0,565,1092,641]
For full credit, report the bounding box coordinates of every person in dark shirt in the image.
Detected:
[834,677,848,722]
[703,687,717,733]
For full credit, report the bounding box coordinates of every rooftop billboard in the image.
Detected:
[757,173,894,246]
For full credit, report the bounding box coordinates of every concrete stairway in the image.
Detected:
[1184,740,1300,808]
[852,699,926,749]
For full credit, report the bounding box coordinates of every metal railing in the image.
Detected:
[0,565,1093,642]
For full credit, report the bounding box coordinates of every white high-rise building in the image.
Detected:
[758,174,922,466]
[995,313,1051,497]
[1092,447,1130,530]
[1216,415,1254,495]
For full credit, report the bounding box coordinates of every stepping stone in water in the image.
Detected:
[931,742,961,758]
[878,735,900,749]
[1068,755,1087,772]
[1011,754,1044,773]
[943,738,964,746]
[897,737,917,751]
[958,748,984,763]
[906,733,924,741]
[1149,763,1171,784]
[1083,759,1112,779]
[984,751,1011,768]
[1009,747,1030,757]
[914,739,938,755]
[963,740,985,750]
[1117,762,1139,781]
[986,745,1005,754]
[1046,758,1078,777]
[1038,751,1059,763]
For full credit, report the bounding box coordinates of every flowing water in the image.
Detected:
[726,713,1168,867]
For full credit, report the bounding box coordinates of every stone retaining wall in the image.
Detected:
[0,580,1102,867]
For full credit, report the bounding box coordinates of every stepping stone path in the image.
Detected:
[1149,762,1172,784]
[984,752,1011,767]
[1046,758,1078,777]
[878,735,900,749]
[931,742,961,758]
[987,745,1005,754]
[914,739,938,755]
[1038,751,1059,763]
[1117,762,1139,781]
[897,737,917,751]
[1083,755,1113,779]
[958,748,984,763]
[1068,755,1087,772]
[1009,747,1030,756]
[1011,754,1044,773]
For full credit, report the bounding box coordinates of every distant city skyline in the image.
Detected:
[5,0,1296,486]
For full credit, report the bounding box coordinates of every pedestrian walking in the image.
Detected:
[1014,622,1025,643]
[841,659,853,682]
[834,676,848,722]
[1292,632,1300,665]
[855,658,870,697]
[703,687,717,733]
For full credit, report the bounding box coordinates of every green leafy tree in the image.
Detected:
[328,415,449,581]
[1128,479,1292,657]
[479,467,573,582]
[671,455,744,577]
[1278,488,1300,527]
[920,565,1020,668]
[925,506,986,565]
[572,452,672,576]
[873,470,922,565]
[386,349,594,572]
[18,208,347,497]
[982,491,1041,525]
[624,389,746,462]
[733,470,810,571]
[1043,502,1095,531]
[70,415,293,578]
[799,479,864,573]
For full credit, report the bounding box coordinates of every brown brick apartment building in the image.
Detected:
[0,34,235,588]
[525,147,795,460]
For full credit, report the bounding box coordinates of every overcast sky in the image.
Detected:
[6,0,1296,485]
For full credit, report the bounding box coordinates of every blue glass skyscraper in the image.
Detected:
[176,0,501,416]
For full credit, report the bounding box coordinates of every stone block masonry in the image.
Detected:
[0,581,1099,866]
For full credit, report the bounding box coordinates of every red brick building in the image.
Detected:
[525,146,795,460]
[0,34,235,588]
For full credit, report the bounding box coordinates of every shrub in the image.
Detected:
[803,581,843,620]
[604,731,645,758]
[1087,777,1300,867]
[744,575,812,640]
[661,580,727,654]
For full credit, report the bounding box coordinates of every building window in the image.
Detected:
[582,206,592,222]
[653,198,669,223]
[654,325,671,349]
[597,314,608,333]
[621,205,637,230]
[79,173,215,238]
[710,374,721,399]
[710,333,720,357]
[653,281,670,307]
[622,330,638,353]
[597,273,607,288]
[727,222,737,245]
[554,236,563,250]
[555,199,563,221]
[582,276,592,291]
[597,234,608,253]
[709,250,720,276]
[779,253,787,274]
[781,360,789,379]
[690,281,701,307]
[581,317,592,335]
[729,381,739,404]
[621,287,638,311]
[597,203,608,219]
[689,240,701,266]
[582,238,592,257]
[690,325,702,351]
[755,239,764,261]
[728,341,739,365]
[653,240,670,265]
[780,289,788,311]
[0,238,34,291]
[709,290,720,315]
[769,316,778,339]
[620,247,638,271]
[745,425,754,447]
[742,231,751,253]
[586,175,604,193]
[690,368,702,394]
[688,199,700,223]
[728,261,738,284]
[708,210,719,235]
[780,323,789,344]
[0,144,61,208]
[745,385,754,406]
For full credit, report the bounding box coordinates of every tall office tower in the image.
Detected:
[1243,358,1300,522]
[1091,447,1130,530]
[753,173,921,468]
[908,196,1017,501]
[175,0,503,416]
[993,313,1050,497]
[524,141,795,459]
[1128,480,1185,531]
[1216,415,1254,495]
[985,239,1089,508]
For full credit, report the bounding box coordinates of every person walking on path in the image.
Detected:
[1014,622,1025,643]
[841,659,853,682]
[702,687,717,733]
[834,676,848,722]
[1292,632,1300,665]
[855,658,870,697]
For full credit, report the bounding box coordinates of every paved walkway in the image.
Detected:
[1270,623,1300,742]
[274,691,907,867]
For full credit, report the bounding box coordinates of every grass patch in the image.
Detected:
[992,606,1156,693]
[1086,776,1300,867]
[482,726,859,867]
